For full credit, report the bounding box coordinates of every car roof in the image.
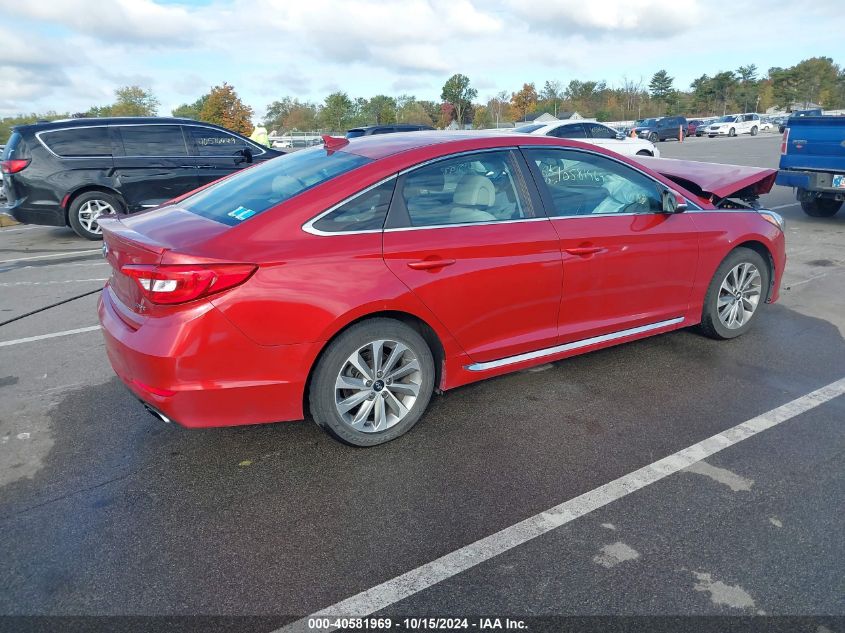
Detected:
[12,116,229,133]
[338,130,517,160]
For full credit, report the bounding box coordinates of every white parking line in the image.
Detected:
[0,249,101,264]
[769,202,800,210]
[0,278,107,287]
[277,376,845,632]
[0,325,101,347]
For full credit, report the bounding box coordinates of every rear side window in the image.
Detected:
[120,125,187,156]
[311,179,395,233]
[185,126,256,156]
[181,146,371,226]
[40,127,112,157]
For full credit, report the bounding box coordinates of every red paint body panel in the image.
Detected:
[97,132,787,429]
[383,221,562,362]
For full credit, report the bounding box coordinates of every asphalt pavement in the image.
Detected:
[0,134,843,633]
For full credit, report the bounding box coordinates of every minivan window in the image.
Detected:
[181,146,371,226]
[40,127,112,157]
[120,125,187,156]
[185,126,255,156]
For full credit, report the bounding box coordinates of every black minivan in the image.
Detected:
[1,117,281,239]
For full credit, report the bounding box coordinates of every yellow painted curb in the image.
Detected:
[0,213,21,227]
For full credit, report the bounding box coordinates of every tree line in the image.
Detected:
[2,57,842,141]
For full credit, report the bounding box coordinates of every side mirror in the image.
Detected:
[234,147,253,165]
[661,188,688,214]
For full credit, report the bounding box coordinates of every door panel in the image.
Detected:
[113,125,198,210]
[184,125,260,187]
[523,147,699,342]
[382,149,562,362]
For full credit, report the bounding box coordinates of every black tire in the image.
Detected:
[728,127,736,137]
[750,126,758,136]
[636,150,653,156]
[800,198,842,218]
[68,191,124,240]
[648,132,658,143]
[699,247,770,340]
[309,318,436,447]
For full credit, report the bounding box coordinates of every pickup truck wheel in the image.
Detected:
[728,127,736,137]
[750,126,758,136]
[801,198,843,218]
[699,247,769,340]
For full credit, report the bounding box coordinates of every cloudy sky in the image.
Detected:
[1,0,842,119]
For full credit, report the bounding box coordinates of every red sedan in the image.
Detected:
[98,132,786,446]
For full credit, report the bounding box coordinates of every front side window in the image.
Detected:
[549,123,587,139]
[398,150,535,227]
[181,146,371,226]
[526,148,662,217]
[311,179,395,233]
[120,125,187,156]
[586,123,617,139]
[185,126,256,156]
[40,127,112,157]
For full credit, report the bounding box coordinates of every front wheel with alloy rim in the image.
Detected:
[728,127,736,137]
[648,132,659,143]
[699,247,770,340]
[68,191,123,240]
[309,318,435,446]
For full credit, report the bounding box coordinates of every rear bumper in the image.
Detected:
[5,198,65,227]
[776,169,845,197]
[98,285,321,428]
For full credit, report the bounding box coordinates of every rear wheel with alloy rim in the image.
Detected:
[800,197,842,217]
[309,318,435,446]
[751,126,758,136]
[68,191,123,240]
[699,247,769,340]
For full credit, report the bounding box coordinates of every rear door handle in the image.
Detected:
[407,258,456,270]
[564,246,604,256]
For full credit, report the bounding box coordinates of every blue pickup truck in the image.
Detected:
[776,116,845,217]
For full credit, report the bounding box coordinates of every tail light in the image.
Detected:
[120,263,257,305]
[1,159,30,174]
[780,128,789,154]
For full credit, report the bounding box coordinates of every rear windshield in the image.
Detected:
[513,124,545,133]
[3,132,28,160]
[346,129,366,138]
[181,146,372,226]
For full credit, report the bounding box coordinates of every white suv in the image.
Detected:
[704,113,761,137]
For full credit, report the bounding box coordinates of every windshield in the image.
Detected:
[636,119,658,127]
[513,124,546,134]
[716,115,737,123]
[181,147,372,226]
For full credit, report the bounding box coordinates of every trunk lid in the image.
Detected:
[633,156,776,202]
[100,206,232,324]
